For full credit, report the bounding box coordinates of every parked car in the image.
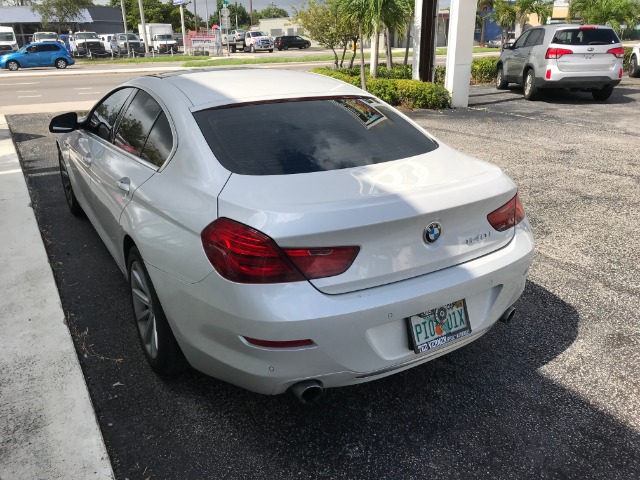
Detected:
[486,32,515,49]
[49,69,534,403]
[0,42,75,71]
[275,35,311,50]
[110,33,145,56]
[496,24,624,101]
[629,44,640,78]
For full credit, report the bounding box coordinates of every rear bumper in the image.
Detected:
[148,220,535,395]
[537,64,622,89]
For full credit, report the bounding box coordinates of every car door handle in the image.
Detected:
[116,177,130,194]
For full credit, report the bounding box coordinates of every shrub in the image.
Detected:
[311,67,451,110]
[470,57,499,84]
[434,66,446,85]
[624,46,632,70]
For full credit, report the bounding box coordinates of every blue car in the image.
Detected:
[0,42,75,71]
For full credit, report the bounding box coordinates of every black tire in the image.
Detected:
[592,86,613,101]
[496,65,508,90]
[58,145,83,217]
[7,60,19,71]
[230,44,236,53]
[55,58,68,69]
[128,246,187,374]
[277,47,282,51]
[250,45,255,53]
[523,69,538,100]
[629,55,640,78]
[269,49,273,53]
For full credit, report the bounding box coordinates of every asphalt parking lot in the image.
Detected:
[8,80,640,479]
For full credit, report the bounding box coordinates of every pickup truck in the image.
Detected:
[226,30,273,53]
[111,33,145,56]
[69,32,106,57]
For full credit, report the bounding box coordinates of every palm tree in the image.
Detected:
[339,0,411,80]
[492,0,516,44]
[569,0,640,37]
[477,0,494,47]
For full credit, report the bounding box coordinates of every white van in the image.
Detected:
[0,26,19,54]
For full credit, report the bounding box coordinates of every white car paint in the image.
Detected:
[55,69,534,395]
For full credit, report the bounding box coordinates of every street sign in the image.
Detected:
[221,7,230,17]
[172,0,184,4]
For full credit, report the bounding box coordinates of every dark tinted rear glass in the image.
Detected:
[552,28,619,45]
[193,98,438,175]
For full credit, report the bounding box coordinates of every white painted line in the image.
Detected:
[17,95,42,98]
[0,168,22,175]
[73,87,94,90]
[0,82,39,86]
[17,90,38,93]
[77,92,100,95]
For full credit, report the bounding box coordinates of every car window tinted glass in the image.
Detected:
[524,29,542,47]
[194,97,438,176]
[140,112,173,167]
[552,28,619,45]
[87,87,134,141]
[513,31,530,49]
[114,90,163,158]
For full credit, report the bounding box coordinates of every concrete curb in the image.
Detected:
[0,115,114,479]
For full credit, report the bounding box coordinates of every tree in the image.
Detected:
[339,0,411,81]
[32,0,94,31]
[213,1,251,29]
[254,5,289,20]
[477,0,494,47]
[569,0,640,37]
[492,0,516,43]
[293,0,358,69]
[109,0,187,32]
[514,0,553,34]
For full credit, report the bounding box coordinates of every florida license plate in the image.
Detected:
[407,300,471,354]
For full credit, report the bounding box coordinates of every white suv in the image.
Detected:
[497,24,624,101]
[629,44,640,78]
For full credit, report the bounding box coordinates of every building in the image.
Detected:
[0,6,123,46]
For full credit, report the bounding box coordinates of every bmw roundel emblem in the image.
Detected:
[424,222,442,244]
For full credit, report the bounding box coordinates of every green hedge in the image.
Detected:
[311,66,451,109]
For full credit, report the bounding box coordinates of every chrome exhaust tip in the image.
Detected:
[499,307,516,324]
[288,380,324,405]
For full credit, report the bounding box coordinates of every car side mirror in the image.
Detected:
[503,43,514,50]
[49,112,79,133]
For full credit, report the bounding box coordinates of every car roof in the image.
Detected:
[143,69,365,110]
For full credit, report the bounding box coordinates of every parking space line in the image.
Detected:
[18,95,42,98]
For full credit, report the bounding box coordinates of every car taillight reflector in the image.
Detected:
[487,193,525,232]
[619,68,623,78]
[546,48,573,59]
[283,246,359,280]
[244,337,314,348]
[545,69,551,79]
[607,47,625,58]
[201,218,359,283]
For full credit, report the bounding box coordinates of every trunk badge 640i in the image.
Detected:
[424,222,442,244]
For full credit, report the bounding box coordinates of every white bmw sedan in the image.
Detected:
[50,69,534,403]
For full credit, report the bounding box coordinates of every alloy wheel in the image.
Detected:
[130,260,159,360]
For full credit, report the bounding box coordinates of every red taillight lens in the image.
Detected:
[546,47,573,59]
[283,246,359,280]
[579,26,596,30]
[487,193,526,232]
[201,218,359,283]
[545,69,551,79]
[607,47,625,58]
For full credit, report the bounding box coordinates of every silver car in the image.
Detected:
[496,24,624,101]
[49,70,534,403]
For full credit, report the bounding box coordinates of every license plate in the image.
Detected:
[406,299,471,354]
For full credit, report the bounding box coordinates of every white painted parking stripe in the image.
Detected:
[0,82,39,86]
[73,87,94,90]
[77,92,100,95]
[18,95,42,98]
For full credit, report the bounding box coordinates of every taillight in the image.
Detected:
[201,218,359,283]
[487,193,526,232]
[579,26,596,30]
[607,47,625,58]
[546,47,573,59]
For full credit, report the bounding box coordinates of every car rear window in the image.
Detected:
[552,28,619,45]
[193,97,438,175]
